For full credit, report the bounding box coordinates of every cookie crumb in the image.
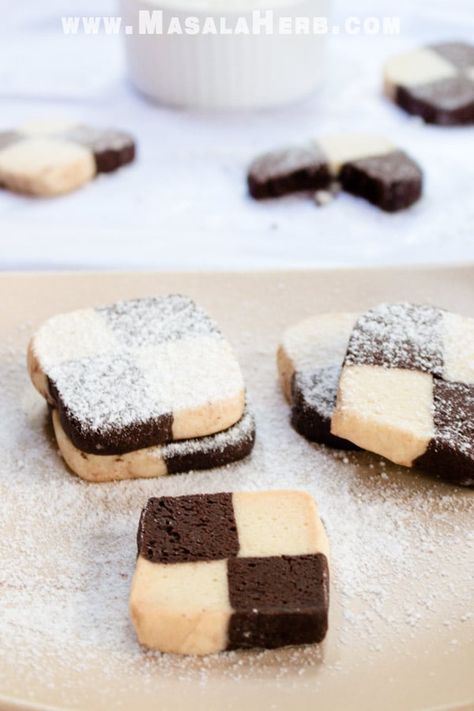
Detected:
[314,190,334,207]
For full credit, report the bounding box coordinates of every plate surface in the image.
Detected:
[0,267,473,711]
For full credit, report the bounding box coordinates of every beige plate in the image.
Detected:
[1,268,473,711]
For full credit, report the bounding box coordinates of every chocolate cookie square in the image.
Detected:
[339,150,423,212]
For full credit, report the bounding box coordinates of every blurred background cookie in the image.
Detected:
[0,120,135,196]
[249,134,423,212]
[384,41,474,125]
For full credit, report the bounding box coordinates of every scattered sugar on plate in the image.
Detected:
[0,322,472,708]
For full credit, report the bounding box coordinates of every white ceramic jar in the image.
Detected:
[120,0,331,109]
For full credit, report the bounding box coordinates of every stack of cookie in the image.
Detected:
[279,303,474,487]
[28,294,255,482]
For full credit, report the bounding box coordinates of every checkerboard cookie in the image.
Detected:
[130,490,330,655]
[0,120,135,196]
[277,312,358,449]
[384,42,474,125]
[278,305,474,487]
[28,296,248,478]
[332,303,474,487]
[52,406,255,482]
[248,133,422,212]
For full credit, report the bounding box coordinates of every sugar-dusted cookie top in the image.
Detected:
[278,304,474,486]
[344,303,444,374]
[0,120,135,196]
[29,295,246,455]
[384,41,474,125]
[248,133,422,212]
[131,490,329,655]
[332,303,474,486]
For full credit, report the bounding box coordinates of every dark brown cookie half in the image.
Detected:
[227,554,329,649]
[291,367,356,450]
[248,145,331,199]
[396,76,474,126]
[65,126,136,173]
[339,150,423,212]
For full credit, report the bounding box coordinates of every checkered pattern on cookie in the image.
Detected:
[384,42,474,124]
[130,490,330,655]
[277,312,359,449]
[0,120,135,196]
[248,134,422,212]
[52,406,256,482]
[29,295,246,455]
[331,303,474,486]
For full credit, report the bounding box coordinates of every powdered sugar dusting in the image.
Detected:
[345,302,444,375]
[160,408,255,460]
[295,366,340,420]
[33,295,244,441]
[248,144,325,183]
[33,307,119,369]
[97,296,219,348]
[430,380,474,482]
[282,313,358,420]
[1,317,473,709]
[281,312,358,374]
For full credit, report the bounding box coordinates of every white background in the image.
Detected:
[1,0,474,270]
